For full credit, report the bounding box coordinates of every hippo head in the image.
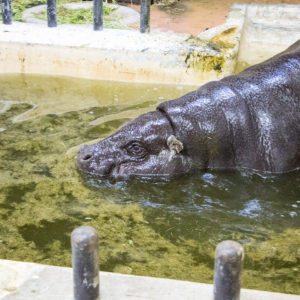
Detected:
[76,110,192,181]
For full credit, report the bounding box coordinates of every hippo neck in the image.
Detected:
[157,83,247,170]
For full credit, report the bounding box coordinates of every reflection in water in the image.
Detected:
[0,75,299,294]
[239,199,261,218]
[86,170,300,242]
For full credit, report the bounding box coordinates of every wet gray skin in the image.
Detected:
[77,110,193,180]
[77,40,300,181]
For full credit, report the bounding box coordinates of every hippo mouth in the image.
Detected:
[76,153,187,182]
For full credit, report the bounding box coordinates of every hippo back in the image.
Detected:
[158,40,300,173]
[222,40,300,172]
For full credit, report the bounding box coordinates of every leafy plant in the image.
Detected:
[1,0,121,27]
[34,4,117,24]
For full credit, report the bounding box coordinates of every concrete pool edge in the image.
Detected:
[0,22,237,86]
[0,259,299,299]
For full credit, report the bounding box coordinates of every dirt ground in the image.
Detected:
[128,0,300,35]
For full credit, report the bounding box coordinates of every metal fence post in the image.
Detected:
[1,0,12,25]
[71,226,100,300]
[93,0,103,31]
[213,240,244,300]
[140,0,150,33]
[47,0,57,27]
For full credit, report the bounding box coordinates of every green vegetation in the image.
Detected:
[11,0,46,21]
[4,0,51,22]
[0,0,124,28]
[34,4,120,27]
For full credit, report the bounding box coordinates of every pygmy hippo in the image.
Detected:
[77,40,300,181]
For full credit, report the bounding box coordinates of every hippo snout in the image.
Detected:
[76,145,116,177]
[77,145,93,166]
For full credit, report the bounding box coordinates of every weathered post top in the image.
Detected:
[71,226,100,300]
[213,240,244,300]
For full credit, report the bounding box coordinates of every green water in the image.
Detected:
[0,74,299,294]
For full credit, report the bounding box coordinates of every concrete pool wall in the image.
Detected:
[236,4,300,71]
[0,25,235,86]
[0,4,299,86]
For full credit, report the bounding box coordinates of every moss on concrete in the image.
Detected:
[185,51,225,73]
[33,4,125,29]
[185,38,227,73]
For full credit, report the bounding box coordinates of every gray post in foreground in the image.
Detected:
[213,240,244,300]
[72,226,100,300]
[93,0,103,31]
[140,0,150,33]
[1,0,12,25]
[47,0,57,27]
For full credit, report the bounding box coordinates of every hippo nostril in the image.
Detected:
[83,154,92,161]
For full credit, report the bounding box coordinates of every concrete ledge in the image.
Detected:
[0,260,299,300]
[0,22,238,85]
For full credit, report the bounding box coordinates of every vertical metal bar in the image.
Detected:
[47,0,57,27]
[213,240,244,300]
[71,226,100,300]
[140,0,150,33]
[93,0,103,31]
[1,0,12,25]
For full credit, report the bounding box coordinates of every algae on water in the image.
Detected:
[0,75,299,294]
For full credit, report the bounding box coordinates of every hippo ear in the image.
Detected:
[167,135,184,154]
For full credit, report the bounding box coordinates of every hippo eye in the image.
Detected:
[125,141,147,158]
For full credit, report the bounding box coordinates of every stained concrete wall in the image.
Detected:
[236,4,300,71]
[0,23,238,86]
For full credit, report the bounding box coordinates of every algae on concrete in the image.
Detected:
[184,37,233,74]
[235,61,251,74]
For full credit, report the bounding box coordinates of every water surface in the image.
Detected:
[0,74,299,294]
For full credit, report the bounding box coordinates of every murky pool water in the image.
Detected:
[0,74,299,294]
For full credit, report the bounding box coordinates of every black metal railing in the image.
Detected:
[47,0,57,27]
[1,0,12,24]
[1,0,151,33]
[140,0,150,33]
[93,0,103,31]
[72,225,244,300]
